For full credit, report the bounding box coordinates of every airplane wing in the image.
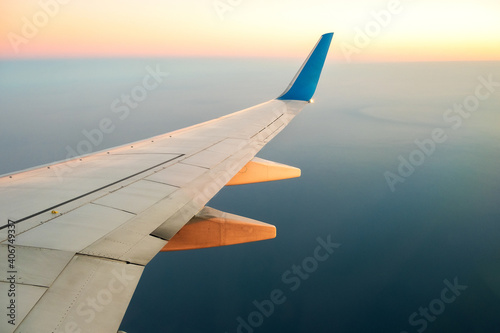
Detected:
[0,33,333,333]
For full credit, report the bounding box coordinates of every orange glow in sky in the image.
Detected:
[1,0,499,62]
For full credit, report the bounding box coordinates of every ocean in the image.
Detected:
[1,59,499,333]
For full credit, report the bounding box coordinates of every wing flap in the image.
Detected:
[15,255,143,333]
[0,283,46,333]
[0,245,74,287]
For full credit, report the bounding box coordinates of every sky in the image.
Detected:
[1,0,500,62]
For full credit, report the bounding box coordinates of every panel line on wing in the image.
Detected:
[250,114,285,139]
[109,153,180,155]
[142,178,181,187]
[90,202,137,215]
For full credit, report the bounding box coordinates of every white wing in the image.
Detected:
[0,33,333,333]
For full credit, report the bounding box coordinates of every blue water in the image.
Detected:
[1,59,499,333]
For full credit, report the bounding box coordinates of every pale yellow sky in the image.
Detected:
[1,0,499,61]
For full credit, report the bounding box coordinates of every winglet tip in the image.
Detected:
[277,32,334,101]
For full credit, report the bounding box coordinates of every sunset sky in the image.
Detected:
[1,0,499,62]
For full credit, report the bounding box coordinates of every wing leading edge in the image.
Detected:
[0,33,333,333]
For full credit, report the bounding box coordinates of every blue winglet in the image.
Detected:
[277,33,333,101]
